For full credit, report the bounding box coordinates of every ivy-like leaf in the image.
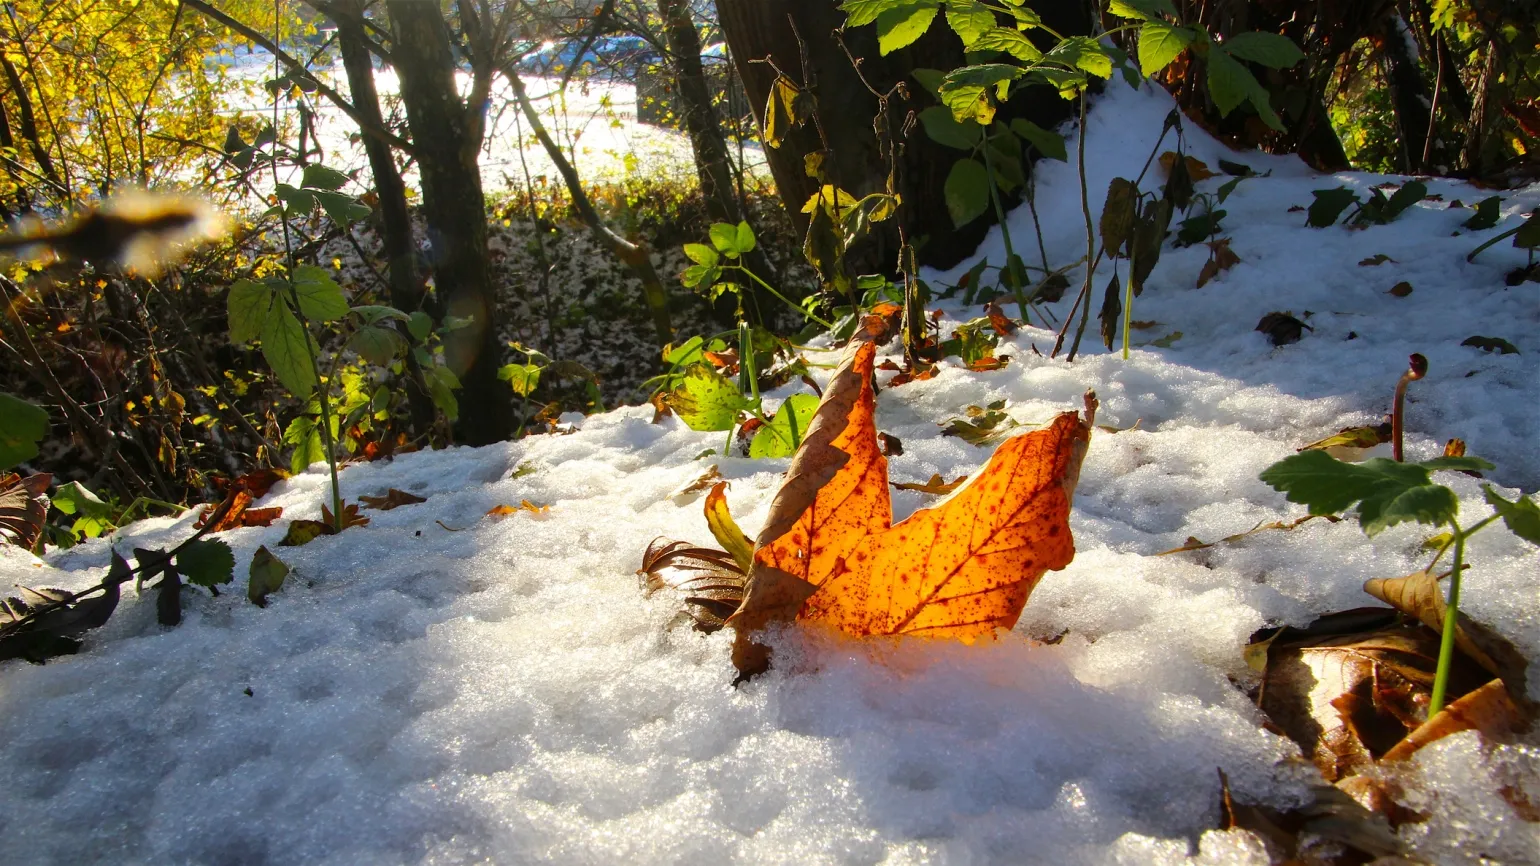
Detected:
[1260,450,1463,536]
[944,157,991,228]
[1483,486,1540,546]
[260,300,318,399]
[282,415,328,473]
[176,539,235,589]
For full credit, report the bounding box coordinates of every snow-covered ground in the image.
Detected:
[2,80,1537,864]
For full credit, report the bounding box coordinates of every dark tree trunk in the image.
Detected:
[385,0,512,445]
[333,0,435,434]
[714,0,1089,273]
[1375,14,1436,173]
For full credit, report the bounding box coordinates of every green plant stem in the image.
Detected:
[1067,91,1097,361]
[980,140,1027,323]
[1121,267,1133,360]
[738,265,833,330]
[1428,518,1466,716]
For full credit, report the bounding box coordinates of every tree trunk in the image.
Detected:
[1375,14,1435,173]
[332,0,435,435]
[385,0,512,446]
[714,0,1088,273]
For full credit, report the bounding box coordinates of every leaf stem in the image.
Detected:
[737,265,833,330]
[1392,353,1428,462]
[1121,267,1133,359]
[980,138,1027,323]
[1428,518,1465,716]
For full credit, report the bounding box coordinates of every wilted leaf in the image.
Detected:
[359,488,427,511]
[669,465,722,501]
[940,401,1019,446]
[1098,271,1122,350]
[248,545,290,607]
[487,500,549,517]
[1196,238,1241,288]
[1463,195,1503,231]
[1386,281,1414,298]
[0,473,51,549]
[1159,151,1216,181]
[278,519,330,547]
[892,474,968,495]
[1381,679,1527,761]
[1154,514,1336,556]
[1255,311,1310,346]
[1297,422,1392,462]
[984,300,1017,336]
[704,482,754,572]
[1461,335,1519,355]
[1358,254,1395,266]
[877,432,903,456]
[0,552,128,662]
[1099,177,1139,257]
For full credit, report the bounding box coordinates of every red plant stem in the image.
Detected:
[1392,353,1428,462]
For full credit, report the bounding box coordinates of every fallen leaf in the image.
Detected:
[359,488,427,510]
[487,500,549,517]
[247,545,289,607]
[669,465,722,500]
[1159,151,1216,181]
[1381,679,1526,762]
[1387,281,1413,297]
[728,341,1096,674]
[1196,238,1241,288]
[1358,254,1395,266]
[1256,312,1311,346]
[1154,514,1337,556]
[0,473,51,549]
[1461,335,1520,355]
[940,401,1019,446]
[1297,422,1392,462]
[984,300,1017,336]
[892,474,968,495]
[1129,320,1161,330]
[704,482,754,571]
[278,501,369,546]
[877,432,903,456]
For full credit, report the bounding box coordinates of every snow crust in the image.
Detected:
[2,79,1537,864]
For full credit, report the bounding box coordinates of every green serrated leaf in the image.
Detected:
[683,243,719,267]
[227,278,275,344]
[1108,0,1178,19]
[498,362,543,397]
[945,0,996,46]
[261,301,319,399]
[424,365,459,421]
[300,163,349,191]
[749,393,821,459]
[735,221,756,254]
[920,105,982,150]
[1483,486,1540,546]
[0,392,49,469]
[290,266,349,322]
[349,325,405,366]
[177,539,235,588]
[1221,31,1304,69]
[1206,48,1251,117]
[840,0,894,28]
[876,1,941,55]
[664,365,748,431]
[282,415,327,472]
[1260,451,1460,536]
[1009,118,1066,161]
[248,545,290,607]
[1050,36,1113,78]
[1137,21,1194,77]
[311,189,371,225]
[350,305,409,325]
[944,157,991,228]
[940,63,1023,122]
[709,223,742,256]
[969,27,1043,62]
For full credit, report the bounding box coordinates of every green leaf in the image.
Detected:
[498,362,543,397]
[282,415,327,473]
[1417,456,1497,473]
[683,243,719,267]
[911,67,946,98]
[1221,31,1304,69]
[274,183,316,217]
[0,392,49,469]
[300,163,349,191]
[945,0,996,46]
[406,312,433,343]
[735,221,756,254]
[290,266,349,322]
[840,0,898,27]
[1381,180,1428,221]
[1049,36,1113,78]
[939,64,1023,123]
[1205,48,1252,117]
[349,325,405,366]
[1464,195,1503,230]
[1307,187,1360,227]
[664,365,749,431]
[876,1,940,55]
[709,223,742,256]
[350,305,410,325]
[1108,0,1177,19]
[1009,119,1067,161]
[177,539,235,588]
[248,545,290,607]
[311,189,371,225]
[424,365,459,421]
[749,393,821,458]
[1259,450,1461,536]
[1483,486,1540,546]
[968,27,1043,62]
[664,335,706,368]
[51,481,111,518]
[944,157,991,228]
[680,264,720,290]
[227,278,275,344]
[920,105,982,150]
[261,301,319,399]
[1512,211,1540,249]
[1137,21,1194,77]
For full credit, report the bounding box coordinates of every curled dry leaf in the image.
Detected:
[1381,679,1526,762]
[984,300,1017,336]
[487,500,550,517]
[1158,151,1217,181]
[704,482,754,572]
[728,340,1096,675]
[638,539,745,633]
[1196,238,1241,288]
[196,489,284,531]
[0,472,51,549]
[891,474,968,495]
[669,465,723,501]
[877,432,903,457]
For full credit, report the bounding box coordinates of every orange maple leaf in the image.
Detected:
[730,340,1095,675]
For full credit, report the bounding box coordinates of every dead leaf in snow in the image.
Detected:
[891,474,968,495]
[359,488,427,511]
